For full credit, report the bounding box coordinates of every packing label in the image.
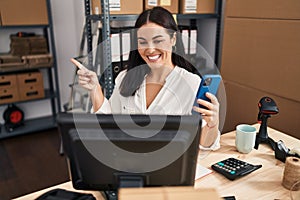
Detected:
[161,0,171,6]
[148,0,158,6]
[185,0,197,13]
[109,0,121,11]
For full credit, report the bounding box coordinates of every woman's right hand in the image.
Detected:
[70,58,99,91]
[70,58,104,112]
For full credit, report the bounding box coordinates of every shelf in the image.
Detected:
[0,89,58,106]
[0,65,53,74]
[87,13,220,21]
[177,13,219,19]
[87,13,220,27]
[87,14,139,21]
[0,115,57,140]
[0,25,49,29]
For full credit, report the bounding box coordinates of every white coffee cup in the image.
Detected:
[235,124,257,154]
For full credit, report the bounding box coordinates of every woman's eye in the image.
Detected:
[153,40,164,44]
[138,41,147,45]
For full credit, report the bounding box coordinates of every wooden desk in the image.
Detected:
[14,124,300,200]
[14,182,105,200]
[196,124,300,200]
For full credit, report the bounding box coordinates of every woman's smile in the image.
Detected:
[147,54,161,62]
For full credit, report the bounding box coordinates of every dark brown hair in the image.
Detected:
[119,6,195,97]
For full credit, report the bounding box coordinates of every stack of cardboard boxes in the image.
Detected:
[10,35,49,56]
[0,54,25,72]
[0,0,217,27]
[91,0,144,14]
[0,34,52,82]
[9,35,53,69]
[0,74,19,104]
[221,0,300,139]
[0,71,45,105]
[91,0,216,15]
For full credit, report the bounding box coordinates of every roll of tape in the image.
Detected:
[282,157,300,190]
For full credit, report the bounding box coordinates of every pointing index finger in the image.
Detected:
[70,58,88,71]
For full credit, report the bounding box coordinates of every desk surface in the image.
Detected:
[15,124,300,200]
[196,124,300,200]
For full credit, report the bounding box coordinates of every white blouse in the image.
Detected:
[94,66,220,150]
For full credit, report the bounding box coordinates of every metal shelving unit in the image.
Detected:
[0,0,61,139]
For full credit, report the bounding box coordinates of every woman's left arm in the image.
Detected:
[193,92,220,149]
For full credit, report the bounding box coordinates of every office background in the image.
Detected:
[0,0,299,199]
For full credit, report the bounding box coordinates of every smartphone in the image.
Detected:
[196,74,221,107]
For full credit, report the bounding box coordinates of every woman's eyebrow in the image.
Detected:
[152,35,164,40]
[137,37,146,40]
[137,35,164,40]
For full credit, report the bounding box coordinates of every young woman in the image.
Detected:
[71,7,220,150]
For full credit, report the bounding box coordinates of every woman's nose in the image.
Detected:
[146,47,156,54]
[145,43,156,53]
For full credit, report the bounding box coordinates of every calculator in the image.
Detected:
[211,157,262,180]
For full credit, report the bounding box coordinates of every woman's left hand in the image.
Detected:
[193,92,220,128]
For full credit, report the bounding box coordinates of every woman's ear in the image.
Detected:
[171,32,177,46]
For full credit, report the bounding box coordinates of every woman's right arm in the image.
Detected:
[89,83,104,112]
[70,58,104,112]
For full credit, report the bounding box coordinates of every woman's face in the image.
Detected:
[137,22,176,69]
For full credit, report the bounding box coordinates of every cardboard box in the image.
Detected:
[0,0,48,25]
[0,87,19,104]
[92,0,143,15]
[0,74,18,89]
[10,35,48,55]
[225,0,300,19]
[0,62,27,72]
[22,54,53,68]
[119,187,221,200]
[10,44,31,55]
[221,18,300,102]
[0,54,22,64]
[0,72,45,103]
[18,84,45,101]
[222,80,300,140]
[145,0,179,14]
[17,71,44,87]
[180,0,215,14]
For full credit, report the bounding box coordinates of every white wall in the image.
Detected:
[51,0,85,110]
